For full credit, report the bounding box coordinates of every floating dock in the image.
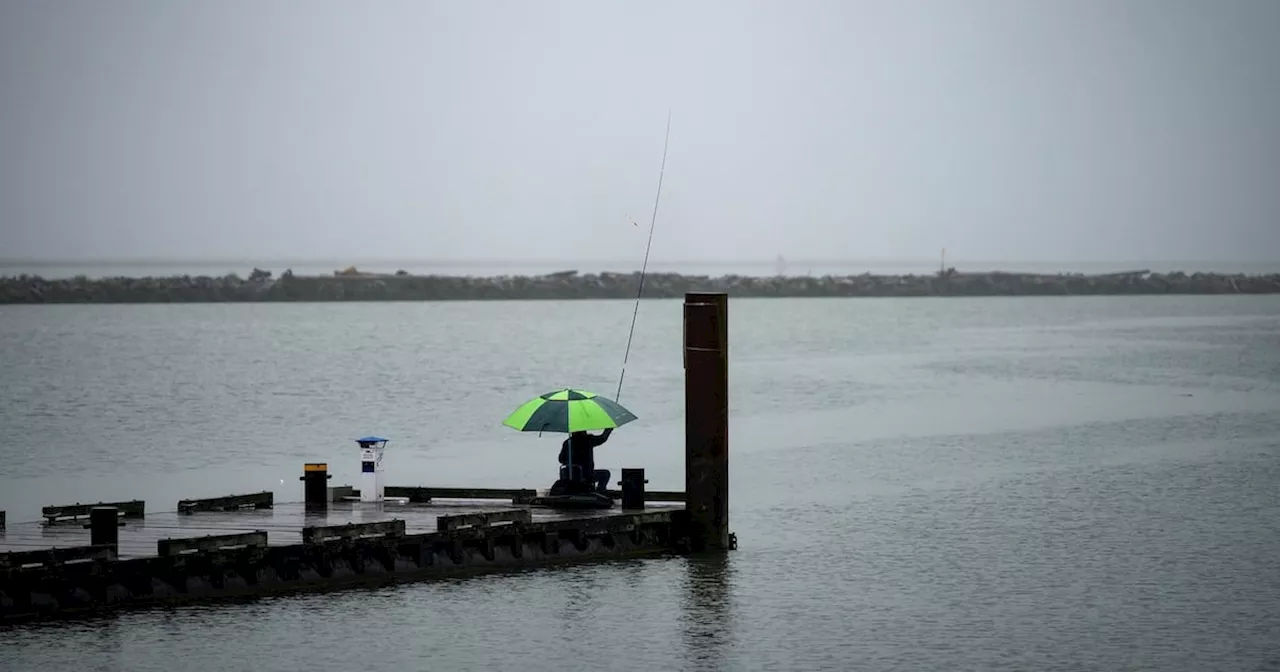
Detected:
[0,491,686,622]
[0,292,733,623]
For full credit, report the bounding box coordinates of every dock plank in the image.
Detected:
[0,501,683,559]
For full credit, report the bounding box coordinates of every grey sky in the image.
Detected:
[1,0,1277,265]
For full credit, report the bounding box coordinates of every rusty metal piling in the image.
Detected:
[683,292,730,552]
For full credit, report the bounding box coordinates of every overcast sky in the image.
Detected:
[1,0,1277,265]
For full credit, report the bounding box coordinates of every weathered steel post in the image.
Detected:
[683,292,730,552]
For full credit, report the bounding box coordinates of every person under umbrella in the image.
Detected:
[502,388,637,496]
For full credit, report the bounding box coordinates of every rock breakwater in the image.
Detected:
[1,267,1278,304]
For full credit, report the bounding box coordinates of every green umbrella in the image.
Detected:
[502,388,638,434]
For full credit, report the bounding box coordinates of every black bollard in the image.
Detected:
[300,463,332,511]
[0,509,6,529]
[619,468,648,509]
[89,506,119,548]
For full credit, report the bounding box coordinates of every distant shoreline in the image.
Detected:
[3,258,1278,279]
[2,267,1278,303]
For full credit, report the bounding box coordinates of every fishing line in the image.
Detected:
[615,110,672,403]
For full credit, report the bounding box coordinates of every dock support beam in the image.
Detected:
[683,292,730,552]
[89,506,119,550]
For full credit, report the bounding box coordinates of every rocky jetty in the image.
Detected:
[1,267,1278,304]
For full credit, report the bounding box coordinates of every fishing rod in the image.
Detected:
[615,110,672,403]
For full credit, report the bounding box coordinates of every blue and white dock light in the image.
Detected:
[355,436,389,502]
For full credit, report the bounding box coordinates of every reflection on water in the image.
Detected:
[679,554,737,671]
[0,611,126,672]
[556,561,606,651]
[88,618,124,670]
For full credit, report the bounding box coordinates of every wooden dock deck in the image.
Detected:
[0,500,685,560]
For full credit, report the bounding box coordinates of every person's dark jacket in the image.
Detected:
[558,428,613,476]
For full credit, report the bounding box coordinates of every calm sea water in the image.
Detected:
[1,296,1278,671]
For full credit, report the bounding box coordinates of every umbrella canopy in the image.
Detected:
[502,388,638,434]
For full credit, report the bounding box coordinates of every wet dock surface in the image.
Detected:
[0,500,684,559]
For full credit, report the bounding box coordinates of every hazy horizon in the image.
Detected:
[2,1,1278,265]
[3,254,1278,267]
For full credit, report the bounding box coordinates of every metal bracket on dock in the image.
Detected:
[355,486,539,505]
[436,509,531,532]
[603,488,685,503]
[349,485,684,505]
[41,500,145,526]
[177,492,274,514]
[302,519,406,544]
[0,544,117,569]
[158,531,269,557]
